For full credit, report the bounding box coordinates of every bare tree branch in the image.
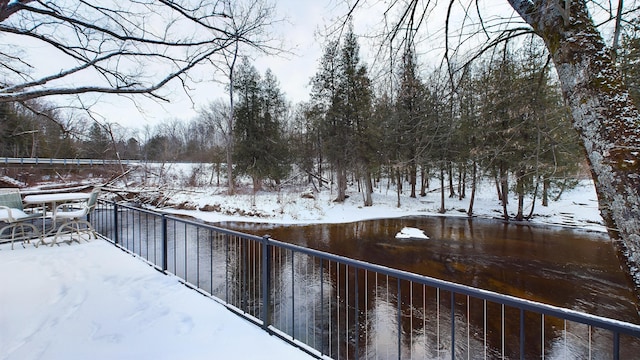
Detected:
[0,0,283,105]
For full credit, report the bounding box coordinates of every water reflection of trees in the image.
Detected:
[264,250,638,359]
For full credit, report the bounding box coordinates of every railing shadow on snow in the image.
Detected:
[91,199,640,360]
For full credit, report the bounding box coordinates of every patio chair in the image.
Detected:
[52,189,100,245]
[0,190,44,249]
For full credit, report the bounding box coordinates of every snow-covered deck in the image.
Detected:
[0,239,314,360]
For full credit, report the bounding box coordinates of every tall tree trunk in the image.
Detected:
[468,161,477,216]
[335,161,347,202]
[528,178,539,219]
[448,161,455,198]
[409,160,417,198]
[515,170,525,221]
[542,176,549,207]
[439,165,446,214]
[363,170,373,206]
[420,166,427,197]
[509,0,640,280]
[459,164,466,200]
[252,176,262,193]
[500,162,509,220]
[396,169,402,208]
[317,148,324,188]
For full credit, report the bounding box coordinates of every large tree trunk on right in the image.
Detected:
[509,0,640,282]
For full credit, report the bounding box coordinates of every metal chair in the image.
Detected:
[52,189,100,245]
[0,190,43,249]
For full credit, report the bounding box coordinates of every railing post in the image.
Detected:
[113,202,119,245]
[262,235,271,330]
[397,280,402,359]
[162,214,168,272]
[451,292,456,360]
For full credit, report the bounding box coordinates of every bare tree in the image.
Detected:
[204,0,284,194]
[199,98,233,186]
[0,0,281,105]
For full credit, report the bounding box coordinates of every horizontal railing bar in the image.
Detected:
[112,201,265,243]
[1,157,136,165]
[0,157,213,166]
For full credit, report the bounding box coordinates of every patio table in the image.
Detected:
[23,192,92,245]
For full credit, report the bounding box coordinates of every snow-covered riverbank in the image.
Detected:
[161,179,606,233]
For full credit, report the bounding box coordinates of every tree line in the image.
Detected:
[2,22,639,221]
[0,20,639,219]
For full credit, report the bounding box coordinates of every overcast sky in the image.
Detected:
[8,0,624,133]
[85,0,355,131]
[83,0,443,131]
[9,0,516,132]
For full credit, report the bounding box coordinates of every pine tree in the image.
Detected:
[395,47,428,200]
[337,25,375,206]
[233,59,290,191]
[311,26,374,204]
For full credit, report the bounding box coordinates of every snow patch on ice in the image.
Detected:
[395,227,429,240]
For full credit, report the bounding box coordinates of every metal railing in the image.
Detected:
[91,200,640,359]
[0,157,139,166]
[0,157,211,166]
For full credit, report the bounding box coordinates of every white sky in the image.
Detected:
[9,0,622,132]
[68,0,453,131]
[86,0,351,130]
[5,0,519,131]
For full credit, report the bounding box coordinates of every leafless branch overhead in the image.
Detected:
[0,0,282,103]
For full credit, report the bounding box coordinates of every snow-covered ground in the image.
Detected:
[162,177,606,233]
[0,167,608,359]
[0,240,315,360]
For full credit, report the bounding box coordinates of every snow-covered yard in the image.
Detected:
[0,239,314,360]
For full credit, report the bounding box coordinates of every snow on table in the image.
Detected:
[23,192,91,204]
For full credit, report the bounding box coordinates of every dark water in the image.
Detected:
[216,216,639,324]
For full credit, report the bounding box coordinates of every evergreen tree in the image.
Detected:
[309,39,340,190]
[311,25,374,204]
[395,47,428,199]
[233,59,290,191]
[83,123,112,159]
[260,69,290,185]
[337,25,375,206]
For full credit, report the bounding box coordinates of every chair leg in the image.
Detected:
[72,221,81,244]
[0,225,12,249]
[76,220,97,241]
[53,222,70,246]
[2,223,41,249]
[53,218,96,245]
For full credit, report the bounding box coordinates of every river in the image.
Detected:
[216,216,639,324]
